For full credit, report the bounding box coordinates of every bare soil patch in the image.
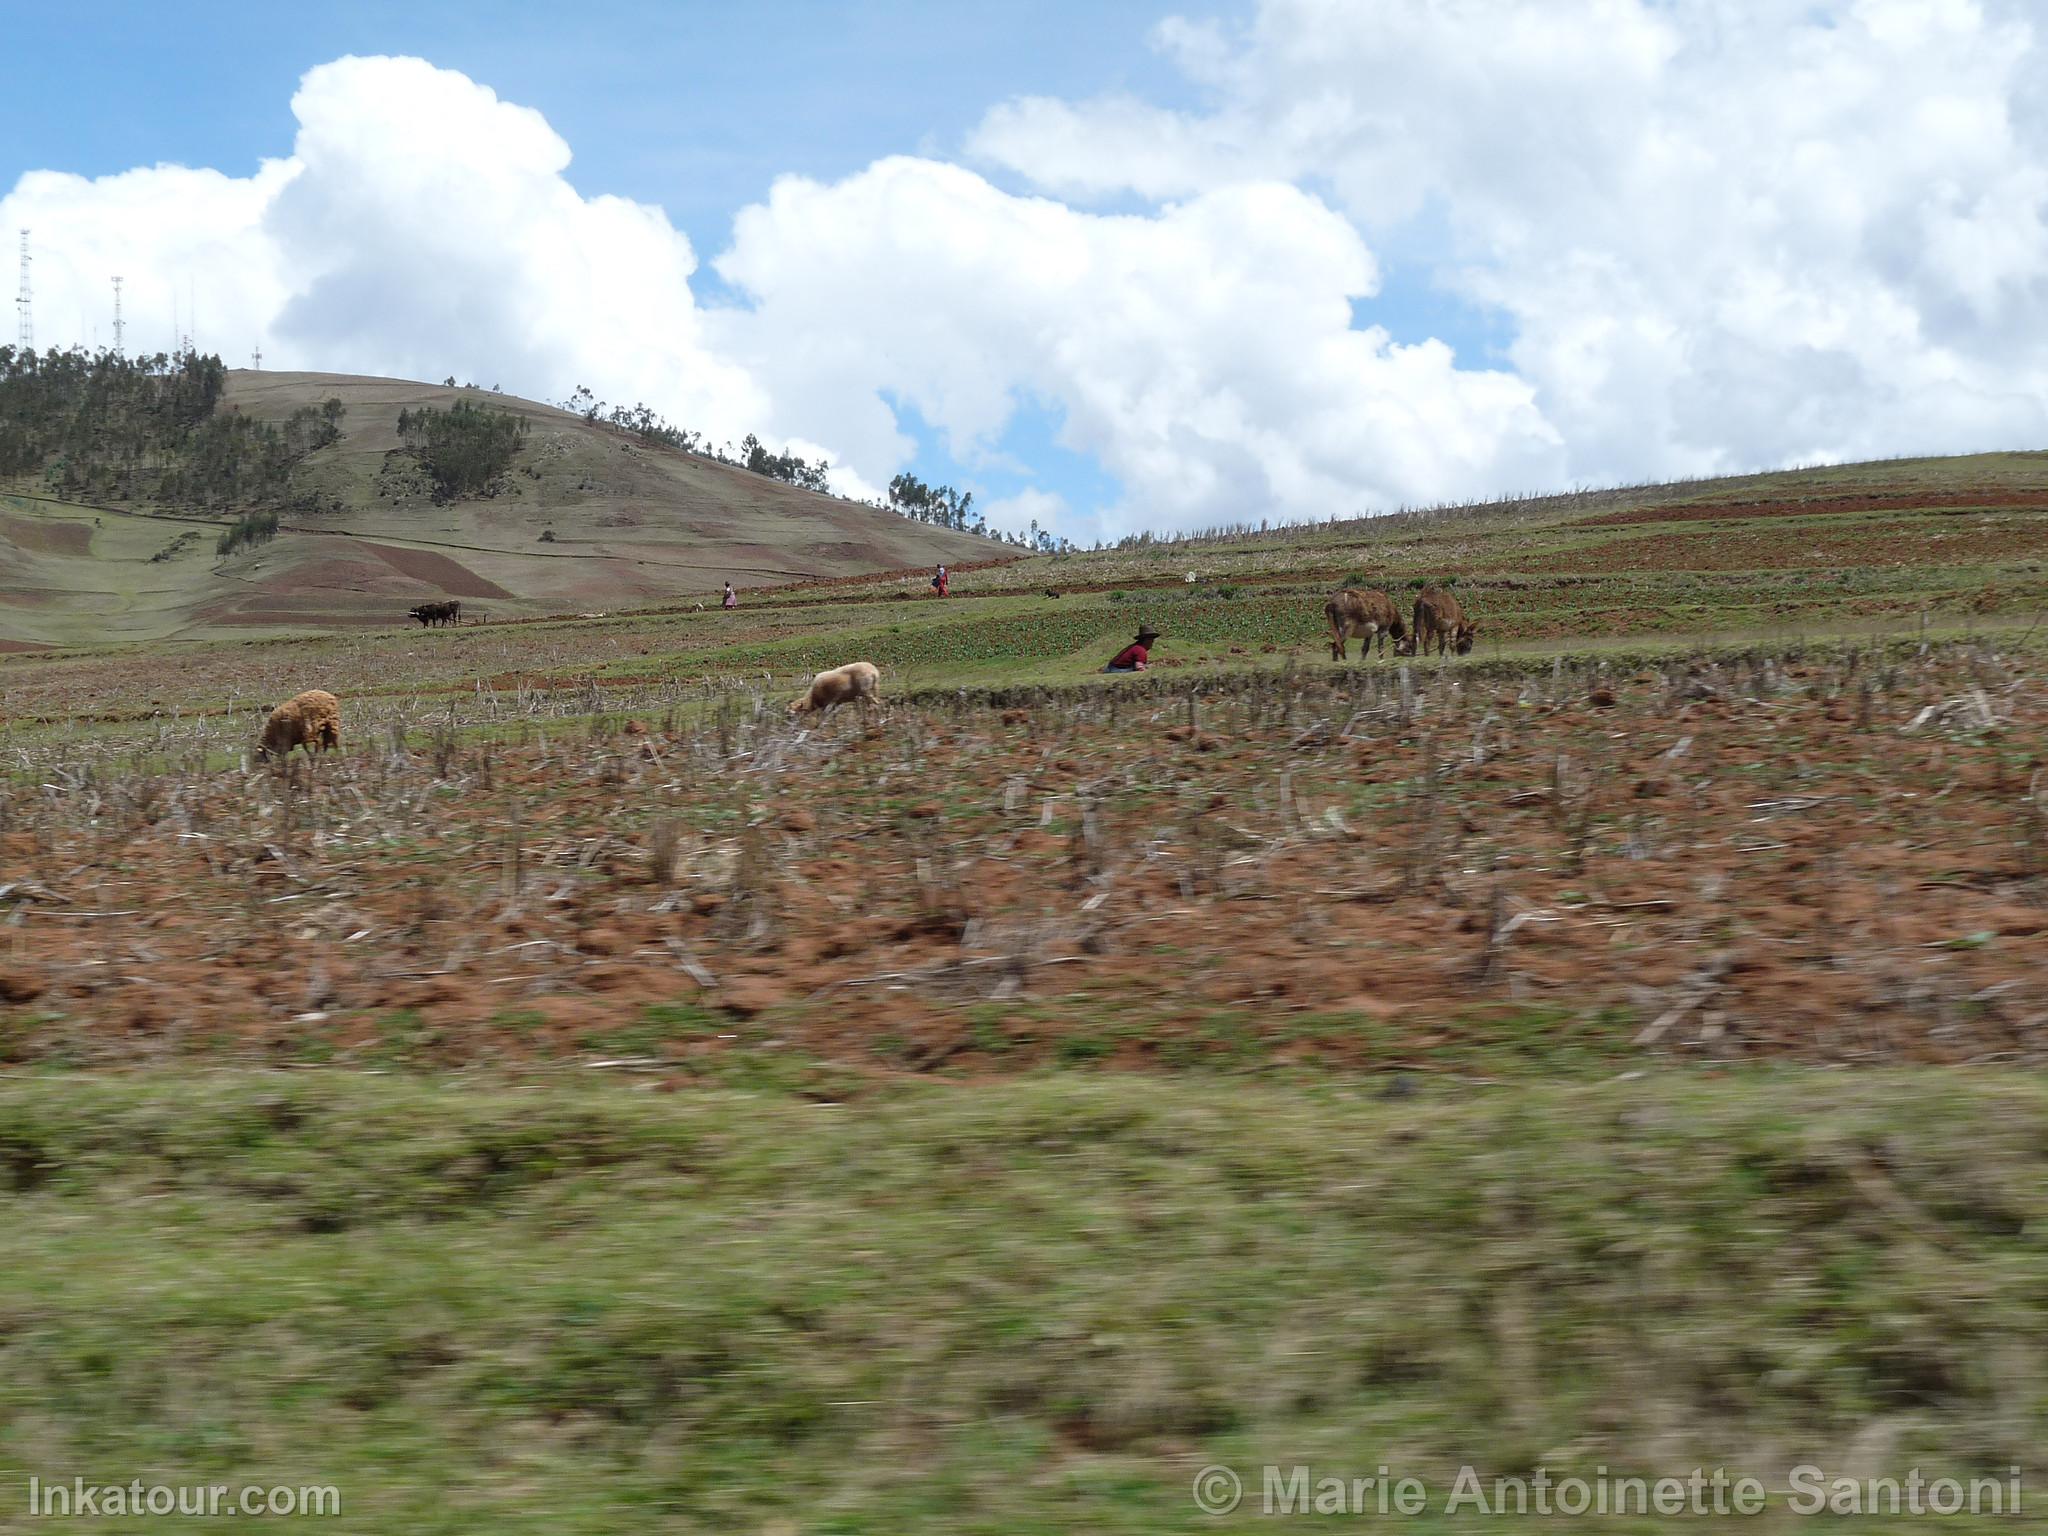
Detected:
[6,648,2045,1077]
[0,513,92,556]
[1525,517,2048,574]
[1578,487,2048,527]
[362,542,515,599]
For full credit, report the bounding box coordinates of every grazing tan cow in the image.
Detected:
[1325,588,1406,660]
[257,689,342,761]
[789,661,882,722]
[1405,585,1478,657]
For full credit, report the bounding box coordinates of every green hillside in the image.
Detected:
[0,367,996,647]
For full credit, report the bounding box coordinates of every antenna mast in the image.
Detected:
[251,345,263,370]
[111,275,125,358]
[13,230,29,352]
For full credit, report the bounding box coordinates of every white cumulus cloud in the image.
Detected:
[978,487,1072,543]
[3,159,294,362]
[712,157,1563,535]
[970,0,2048,485]
[3,55,765,444]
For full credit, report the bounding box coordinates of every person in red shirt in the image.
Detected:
[1104,625,1160,672]
[932,564,950,597]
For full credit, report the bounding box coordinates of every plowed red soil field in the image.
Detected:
[1527,516,2048,574]
[1577,487,2048,526]
[5,647,2043,1080]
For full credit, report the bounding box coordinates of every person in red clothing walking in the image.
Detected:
[1103,625,1160,672]
[931,563,950,597]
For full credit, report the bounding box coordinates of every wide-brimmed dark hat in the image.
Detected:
[1134,625,1162,645]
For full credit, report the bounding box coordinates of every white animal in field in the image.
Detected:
[789,661,882,721]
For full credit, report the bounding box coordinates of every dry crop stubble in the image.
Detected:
[0,640,2041,1076]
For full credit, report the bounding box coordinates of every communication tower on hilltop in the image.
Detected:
[251,345,263,370]
[111,276,125,358]
[13,230,29,352]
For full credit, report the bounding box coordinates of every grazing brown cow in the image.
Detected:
[1405,585,1478,656]
[257,689,342,762]
[789,661,882,722]
[1325,588,1406,660]
[408,600,462,627]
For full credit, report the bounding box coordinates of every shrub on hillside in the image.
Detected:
[397,402,529,502]
[216,508,280,558]
[742,433,830,493]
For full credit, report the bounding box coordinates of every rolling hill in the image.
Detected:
[0,369,997,647]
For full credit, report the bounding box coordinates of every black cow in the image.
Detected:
[408,600,462,627]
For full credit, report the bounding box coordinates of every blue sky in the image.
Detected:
[8,3,2042,539]
[10,2,1201,253]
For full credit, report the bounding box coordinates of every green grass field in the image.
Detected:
[2,1071,2041,1533]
